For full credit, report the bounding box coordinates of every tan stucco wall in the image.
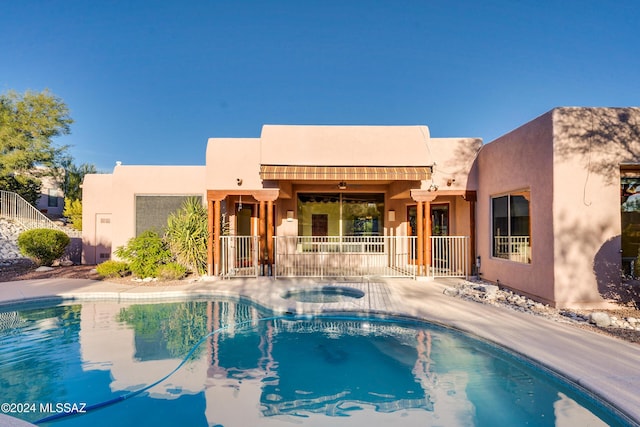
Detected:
[206,138,262,190]
[82,165,206,264]
[479,107,640,308]
[428,138,482,192]
[552,107,640,307]
[82,174,114,264]
[259,125,432,166]
[477,111,556,304]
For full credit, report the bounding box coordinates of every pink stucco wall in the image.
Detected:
[477,111,556,304]
[552,108,640,307]
[82,165,206,264]
[479,107,640,308]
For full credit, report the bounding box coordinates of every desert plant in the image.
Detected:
[157,262,188,281]
[164,197,208,275]
[114,230,172,278]
[17,228,70,266]
[96,260,130,278]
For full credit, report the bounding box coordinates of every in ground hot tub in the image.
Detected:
[282,286,365,303]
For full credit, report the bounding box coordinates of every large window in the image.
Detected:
[297,193,384,237]
[492,191,531,263]
[621,174,640,275]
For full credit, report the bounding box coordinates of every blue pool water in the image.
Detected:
[0,299,630,426]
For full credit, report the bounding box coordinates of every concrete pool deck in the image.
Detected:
[0,276,638,425]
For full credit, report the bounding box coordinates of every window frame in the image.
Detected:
[491,189,531,264]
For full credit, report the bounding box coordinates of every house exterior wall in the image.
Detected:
[82,165,206,264]
[552,107,640,307]
[82,174,115,264]
[477,111,556,304]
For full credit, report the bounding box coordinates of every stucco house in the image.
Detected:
[82,107,640,309]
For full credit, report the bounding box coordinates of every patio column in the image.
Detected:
[213,199,221,276]
[267,200,274,271]
[252,189,279,276]
[411,190,437,277]
[416,201,424,276]
[207,199,214,276]
[424,200,431,274]
[259,200,266,274]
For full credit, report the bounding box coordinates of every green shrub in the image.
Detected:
[96,260,130,278]
[164,197,208,275]
[157,262,188,281]
[17,228,70,266]
[114,230,172,278]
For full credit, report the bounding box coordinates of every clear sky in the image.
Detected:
[2,0,639,171]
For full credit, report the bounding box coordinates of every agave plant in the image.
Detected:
[164,197,209,275]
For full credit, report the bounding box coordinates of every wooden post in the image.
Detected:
[424,200,431,275]
[416,201,424,276]
[259,200,266,274]
[207,199,214,276]
[267,200,274,274]
[213,199,221,276]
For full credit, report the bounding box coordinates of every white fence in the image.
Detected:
[493,236,530,264]
[0,190,81,237]
[219,234,470,279]
[430,236,469,278]
[220,235,260,278]
[273,236,416,278]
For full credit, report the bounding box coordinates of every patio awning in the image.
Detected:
[260,165,432,181]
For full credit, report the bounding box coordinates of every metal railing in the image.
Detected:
[493,236,531,264]
[0,190,81,237]
[430,235,469,279]
[220,235,260,278]
[218,234,471,279]
[273,236,416,278]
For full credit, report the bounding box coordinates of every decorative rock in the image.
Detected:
[60,260,74,267]
[35,266,54,272]
[589,312,612,328]
[443,287,459,297]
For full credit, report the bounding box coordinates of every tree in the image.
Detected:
[59,159,97,202]
[63,198,83,230]
[0,89,73,205]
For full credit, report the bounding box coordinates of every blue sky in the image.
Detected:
[2,0,639,171]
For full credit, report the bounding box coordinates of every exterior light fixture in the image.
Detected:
[428,183,439,192]
[338,181,347,190]
[236,178,243,186]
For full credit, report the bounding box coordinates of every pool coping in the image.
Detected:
[0,276,638,425]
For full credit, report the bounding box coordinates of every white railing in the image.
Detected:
[431,236,469,279]
[218,234,471,279]
[220,235,260,278]
[273,236,416,278]
[0,190,81,237]
[493,236,530,264]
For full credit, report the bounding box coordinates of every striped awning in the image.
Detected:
[260,165,432,181]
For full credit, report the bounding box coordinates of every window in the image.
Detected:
[47,189,58,207]
[492,190,531,263]
[621,172,640,275]
[297,193,384,237]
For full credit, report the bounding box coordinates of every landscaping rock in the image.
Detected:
[589,312,612,328]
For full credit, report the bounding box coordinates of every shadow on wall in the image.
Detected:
[555,212,616,303]
[554,108,640,185]
[593,235,638,305]
[65,237,82,264]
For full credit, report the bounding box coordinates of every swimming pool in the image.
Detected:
[0,298,630,426]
